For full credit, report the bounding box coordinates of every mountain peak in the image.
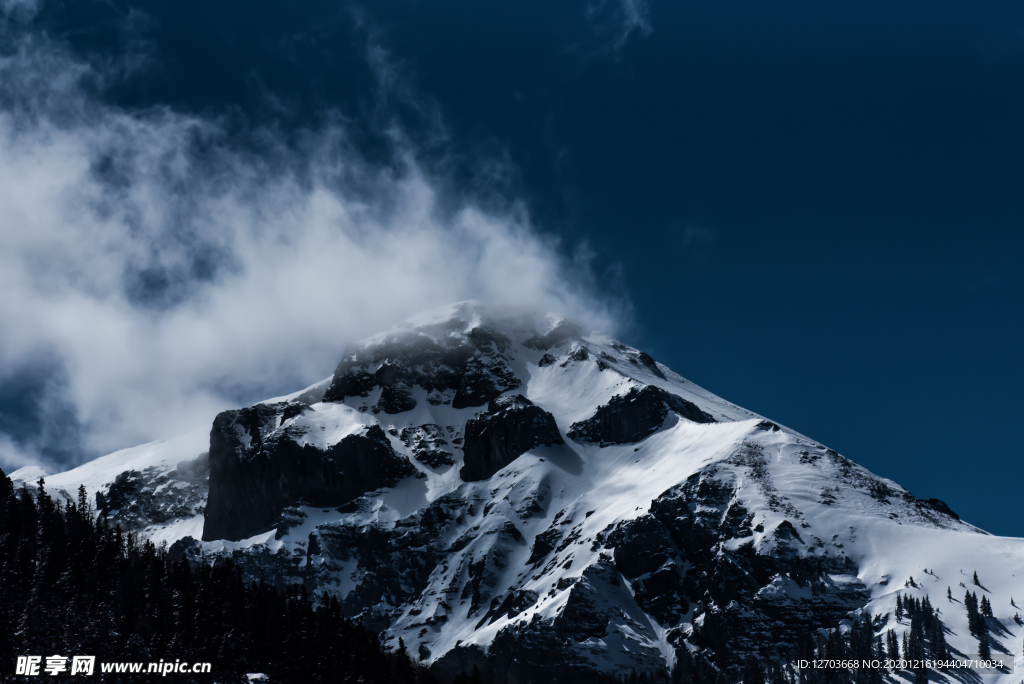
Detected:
[359,300,582,349]
[22,304,1024,683]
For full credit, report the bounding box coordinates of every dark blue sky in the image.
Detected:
[10,0,1024,534]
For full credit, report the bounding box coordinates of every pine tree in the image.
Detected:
[966,591,981,636]
[973,571,980,586]
[674,647,697,684]
[886,630,899,669]
[796,631,816,682]
[927,607,948,661]
[978,631,991,660]
[742,657,765,684]
[895,593,904,622]
[392,638,417,684]
[977,603,991,660]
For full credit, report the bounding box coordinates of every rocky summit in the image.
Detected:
[15,301,1024,683]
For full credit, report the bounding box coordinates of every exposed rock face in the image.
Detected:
[429,443,873,682]
[561,343,589,365]
[323,327,520,412]
[202,402,417,541]
[614,466,868,662]
[635,351,665,379]
[167,535,204,565]
[434,557,665,684]
[399,424,454,468]
[567,384,715,445]
[284,491,519,629]
[312,500,453,626]
[916,497,959,520]
[459,395,564,481]
[95,453,209,530]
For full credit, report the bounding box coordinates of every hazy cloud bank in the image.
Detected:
[0,15,626,472]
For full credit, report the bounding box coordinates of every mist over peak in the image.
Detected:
[0,7,627,473]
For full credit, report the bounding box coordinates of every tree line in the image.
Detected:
[0,471,449,683]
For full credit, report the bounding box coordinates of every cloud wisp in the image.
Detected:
[0,18,626,472]
[587,0,653,51]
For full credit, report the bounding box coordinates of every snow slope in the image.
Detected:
[11,430,211,545]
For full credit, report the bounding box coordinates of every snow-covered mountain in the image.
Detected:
[12,301,1024,683]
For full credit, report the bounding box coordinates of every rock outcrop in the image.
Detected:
[95,453,209,531]
[202,402,417,541]
[567,384,715,445]
[459,395,564,481]
[399,424,455,468]
[611,465,868,661]
[323,327,520,412]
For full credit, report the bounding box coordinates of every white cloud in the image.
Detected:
[0,30,626,471]
[587,0,653,51]
[618,0,653,43]
[0,0,38,17]
[0,433,39,473]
